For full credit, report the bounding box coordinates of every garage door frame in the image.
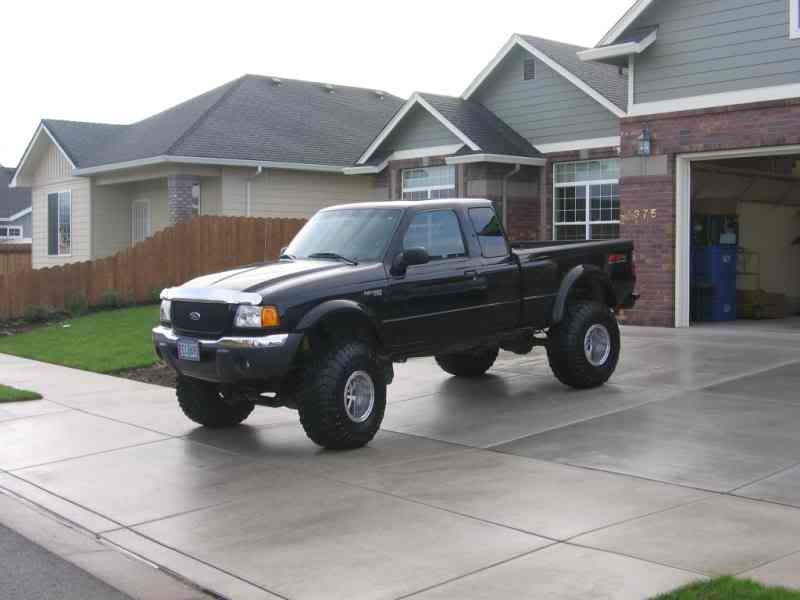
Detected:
[675,144,800,327]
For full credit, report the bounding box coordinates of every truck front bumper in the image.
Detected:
[152,326,303,384]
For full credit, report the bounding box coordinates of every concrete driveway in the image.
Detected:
[1,324,800,599]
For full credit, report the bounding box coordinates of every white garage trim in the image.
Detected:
[674,144,800,328]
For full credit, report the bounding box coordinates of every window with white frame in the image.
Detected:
[553,159,620,241]
[0,226,23,240]
[791,0,800,39]
[47,191,71,256]
[401,166,456,200]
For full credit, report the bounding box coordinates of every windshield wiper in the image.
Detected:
[307,252,358,265]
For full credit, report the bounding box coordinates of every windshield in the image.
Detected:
[285,208,403,263]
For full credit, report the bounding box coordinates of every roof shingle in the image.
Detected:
[43,75,405,169]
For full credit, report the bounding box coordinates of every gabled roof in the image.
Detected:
[461,34,628,117]
[357,92,541,167]
[597,0,657,47]
[0,167,32,220]
[19,75,405,176]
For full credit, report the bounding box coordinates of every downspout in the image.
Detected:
[502,164,521,231]
[245,166,264,217]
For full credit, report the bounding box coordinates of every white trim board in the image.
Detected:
[598,0,656,46]
[10,122,77,188]
[461,34,627,119]
[344,144,464,175]
[673,143,800,328]
[356,94,480,166]
[791,0,800,40]
[0,207,32,222]
[578,29,657,62]
[445,154,546,167]
[535,137,621,154]
[628,83,800,117]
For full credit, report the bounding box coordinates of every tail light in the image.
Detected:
[607,253,628,265]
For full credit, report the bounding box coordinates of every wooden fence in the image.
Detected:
[0,244,32,276]
[0,216,305,320]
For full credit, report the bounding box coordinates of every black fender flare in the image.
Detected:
[552,265,616,325]
[295,299,385,345]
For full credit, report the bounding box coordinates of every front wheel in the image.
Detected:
[435,346,499,378]
[547,301,620,389]
[177,378,255,427]
[297,340,387,450]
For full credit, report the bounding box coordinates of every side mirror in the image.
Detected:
[392,247,430,275]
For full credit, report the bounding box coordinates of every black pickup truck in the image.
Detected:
[153,199,636,449]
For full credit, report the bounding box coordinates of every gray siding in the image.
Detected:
[375,105,460,156]
[2,211,32,240]
[474,46,620,146]
[633,0,800,104]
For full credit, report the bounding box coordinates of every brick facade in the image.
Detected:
[619,99,800,326]
[167,175,201,225]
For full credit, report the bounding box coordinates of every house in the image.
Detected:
[0,166,32,244]
[11,0,800,328]
[10,75,403,268]
[579,0,800,326]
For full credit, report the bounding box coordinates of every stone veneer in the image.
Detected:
[167,175,201,224]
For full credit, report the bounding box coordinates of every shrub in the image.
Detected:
[24,304,58,323]
[99,290,124,309]
[65,292,89,318]
[149,287,164,304]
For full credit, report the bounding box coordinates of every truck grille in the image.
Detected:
[172,301,235,337]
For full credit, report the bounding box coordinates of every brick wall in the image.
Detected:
[619,98,800,326]
[167,175,201,224]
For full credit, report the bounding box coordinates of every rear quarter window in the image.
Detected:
[469,207,509,258]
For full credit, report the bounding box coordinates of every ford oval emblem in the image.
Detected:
[189,311,201,321]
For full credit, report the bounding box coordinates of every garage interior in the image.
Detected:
[690,154,800,330]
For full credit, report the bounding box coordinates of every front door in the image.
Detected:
[131,199,151,245]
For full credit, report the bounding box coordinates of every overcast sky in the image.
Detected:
[0,0,632,167]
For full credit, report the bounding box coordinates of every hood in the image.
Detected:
[180,259,384,297]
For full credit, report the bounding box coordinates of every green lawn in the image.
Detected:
[0,305,160,373]
[655,577,800,600]
[0,384,42,402]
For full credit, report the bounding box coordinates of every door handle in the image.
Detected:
[464,270,479,279]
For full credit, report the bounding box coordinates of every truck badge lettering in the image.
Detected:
[363,289,383,298]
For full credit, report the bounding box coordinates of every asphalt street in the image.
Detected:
[0,524,130,600]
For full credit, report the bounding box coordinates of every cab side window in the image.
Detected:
[468,207,509,258]
[403,210,466,260]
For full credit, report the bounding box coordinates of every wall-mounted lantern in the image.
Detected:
[637,124,652,156]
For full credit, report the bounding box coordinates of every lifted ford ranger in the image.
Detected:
[153,199,636,449]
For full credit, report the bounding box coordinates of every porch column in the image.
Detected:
[167,175,201,224]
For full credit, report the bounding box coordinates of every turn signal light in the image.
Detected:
[261,306,280,328]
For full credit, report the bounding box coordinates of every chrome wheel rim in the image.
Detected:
[343,370,375,423]
[584,324,611,367]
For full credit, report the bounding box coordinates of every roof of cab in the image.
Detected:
[322,199,494,211]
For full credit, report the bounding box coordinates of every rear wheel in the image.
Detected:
[297,340,387,449]
[177,378,254,427]
[547,301,620,389]
[435,346,499,378]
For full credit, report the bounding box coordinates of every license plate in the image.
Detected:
[177,339,201,362]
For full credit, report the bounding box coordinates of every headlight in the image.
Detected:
[160,299,172,324]
[234,305,280,329]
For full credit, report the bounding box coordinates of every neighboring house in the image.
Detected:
[0,166,32,243]
[11,75,403,268]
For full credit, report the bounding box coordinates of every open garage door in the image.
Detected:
[676,150,800,330]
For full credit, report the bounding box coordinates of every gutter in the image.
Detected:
[501,164,521,228]
[72,155,347,176]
